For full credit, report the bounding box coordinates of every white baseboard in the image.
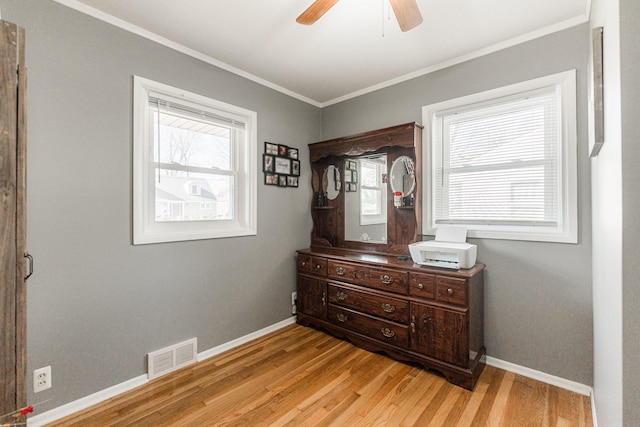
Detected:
[486,356,597,425]
[197,317,296,362]
[27,375,149,427]
[28,317,296,426]
[591,390,598,427]
[485,356,593,396]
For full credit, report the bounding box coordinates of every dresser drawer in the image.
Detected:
[328,306,408,349]
[409,272,436,300]
[328,260,408,295]
[297,254,328,276]
[436,276,467,306]
[328,284,409,323]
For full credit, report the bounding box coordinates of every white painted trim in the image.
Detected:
[591,390,598,427]
[485,356,593,396]
[27,317,296,426]
[51,0,587,108]
[320,15,589,107]
[197,317,296,362]
[27,375,149,427]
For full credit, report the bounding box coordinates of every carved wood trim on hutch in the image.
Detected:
[309,122,423,255]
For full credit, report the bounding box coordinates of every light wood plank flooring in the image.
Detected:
[46,324,592,426]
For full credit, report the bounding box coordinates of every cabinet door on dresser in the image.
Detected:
[297,276,327,318]
[410,303,469,367]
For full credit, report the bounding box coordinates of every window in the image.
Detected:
[360,157,387,225]
[133,76,257,244]
[422,70,577,243]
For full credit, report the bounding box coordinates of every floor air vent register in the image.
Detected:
[147,338,197,380]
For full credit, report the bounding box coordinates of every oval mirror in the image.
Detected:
[390,156,416,196]
[322,165,340,200]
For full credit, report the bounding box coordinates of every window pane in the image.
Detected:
[153,111,232,171]
[443,166,551,222]
[361,189,381,215]
[155,170,233,222]
[361,162,378,187]
[447,105,549,168]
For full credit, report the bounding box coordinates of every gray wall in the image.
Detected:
[621,0,640,423]
[0,0,320,412]
[322,24,594,385]
[2,0,599,417]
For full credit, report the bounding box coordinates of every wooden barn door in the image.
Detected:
[0,19,27,417]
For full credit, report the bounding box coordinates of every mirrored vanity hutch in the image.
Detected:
[296,122,486,390]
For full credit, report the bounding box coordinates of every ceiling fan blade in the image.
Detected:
[389,0,423,32]
[296,0,340,25]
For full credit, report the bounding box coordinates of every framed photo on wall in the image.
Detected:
[263,142,301,189]
[263,154,274,173]
[265,142,278,156]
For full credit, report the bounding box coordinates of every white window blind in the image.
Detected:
[148,93,247,131]
[434,87,560,227]
[423,70,577,243]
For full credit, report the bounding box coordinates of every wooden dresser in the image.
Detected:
[297,123,485,390]
[296,248,485,390]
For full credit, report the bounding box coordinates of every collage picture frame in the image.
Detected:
[345,160,357,192]
[263,142,300,188]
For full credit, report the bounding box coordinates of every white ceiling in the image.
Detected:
[55,0,590,106]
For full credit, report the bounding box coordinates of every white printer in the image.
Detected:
[409,226,477,269]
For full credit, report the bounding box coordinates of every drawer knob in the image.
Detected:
[302,261,307,267]
[418,283,424,290]
[336,313,348,322]
[315,264,322,270]
[337,291,348,301]
[381,303,396,313]
[447,288,454,295]
[380,328,395,338]
[322,292,326,306]
[380,275,393,285]
[336,267,347,276]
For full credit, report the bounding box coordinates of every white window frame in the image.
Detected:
[133,76,257,244]
[422,70,577,243]
[359,159,386,225]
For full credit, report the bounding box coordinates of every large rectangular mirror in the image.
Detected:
[344,155,388,244]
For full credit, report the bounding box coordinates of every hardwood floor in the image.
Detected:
[46,324,592,426]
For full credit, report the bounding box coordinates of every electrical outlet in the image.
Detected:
[33,366,51,393]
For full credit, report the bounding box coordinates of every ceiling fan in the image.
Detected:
[296,0,423,32]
